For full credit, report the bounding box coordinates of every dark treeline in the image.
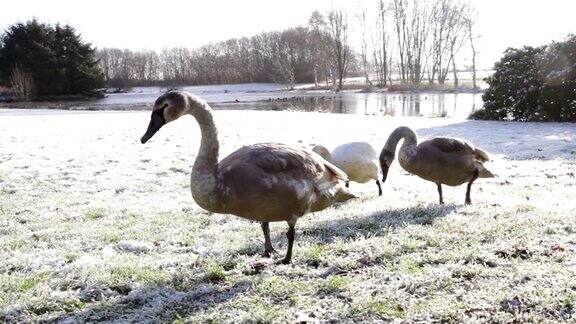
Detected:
[0,0,481,99]
[1,10,353,96]
[97,18,346,89]
[97,0,479,90]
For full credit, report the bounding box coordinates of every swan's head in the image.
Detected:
[379,149,394,182]
[311,144,331,161]
[141,91,188,144]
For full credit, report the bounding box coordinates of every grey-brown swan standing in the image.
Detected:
[379,126,494,205]
[140,91,355,264]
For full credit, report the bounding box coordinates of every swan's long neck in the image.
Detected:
[383,126,418,160]
[190,101,222,212]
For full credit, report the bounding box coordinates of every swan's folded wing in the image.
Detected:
[219,143,323,180]
[254,144,349,181]
[225,143,348,182]
[428,138,475,155]
[251,144,325,178]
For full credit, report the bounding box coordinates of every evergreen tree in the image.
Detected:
[0,20,55,97]
[475,36,576,122]
[0,19,103,98]
[52,24,104,95]
[479,46,543,121]
[535,35,576,121]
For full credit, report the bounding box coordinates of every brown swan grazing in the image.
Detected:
[379,126,494,205]
[140,91,355,264]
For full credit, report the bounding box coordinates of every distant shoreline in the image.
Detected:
[294,83,485,94]
[0,86,484,111]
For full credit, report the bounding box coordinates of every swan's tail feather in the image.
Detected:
[477,164,495,178]
[324,160,348,181]
[474,148,490,162]
[336,186,357,202]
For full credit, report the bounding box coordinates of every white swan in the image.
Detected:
[312,142,382,196]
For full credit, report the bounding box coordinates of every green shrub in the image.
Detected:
[473,35,576,122]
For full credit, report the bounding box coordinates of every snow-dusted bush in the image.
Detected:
[536,36,576,121]
[473,35,576,122]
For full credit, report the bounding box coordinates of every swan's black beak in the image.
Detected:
[141,109,166,144]
[381,165,389,183]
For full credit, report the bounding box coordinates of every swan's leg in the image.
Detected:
[465,169,480,205]
[376,180,382,196]
[281,218,297,264]
[261,222,276,257]
[437,183,444,204]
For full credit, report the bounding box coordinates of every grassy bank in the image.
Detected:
[0,109,575,322]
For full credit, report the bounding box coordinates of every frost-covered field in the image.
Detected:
[0,109,575,322]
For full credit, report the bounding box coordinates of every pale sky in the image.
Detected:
[2,0,575,69]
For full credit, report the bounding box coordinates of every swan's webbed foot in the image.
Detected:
[263,246,277,258]
[465,169,479,205]
[437,183,444,205]
[276,218,297,265]
[275,257,291,265]
[261,222,277,258]
[376,180,382,196]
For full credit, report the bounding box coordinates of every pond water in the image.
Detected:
[97,83,289,105]
[95,83,483,119]
[212,92,483,119]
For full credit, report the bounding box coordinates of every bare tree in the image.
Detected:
[357,8,371,85]
[464,6,478,88]
[428,0,469,85]
[327,9,351,91]
[448,2,468,87]
[10,64,35,100]
[308,11,327,87]
[408,0,429,84]
[373,0,392,86]
[429,0,454,84]
[270,29,302,89]
[392,0,430,84]
[392,0,408,82]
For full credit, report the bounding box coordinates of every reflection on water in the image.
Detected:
[96,83,483,119]
[214,92,483,119]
